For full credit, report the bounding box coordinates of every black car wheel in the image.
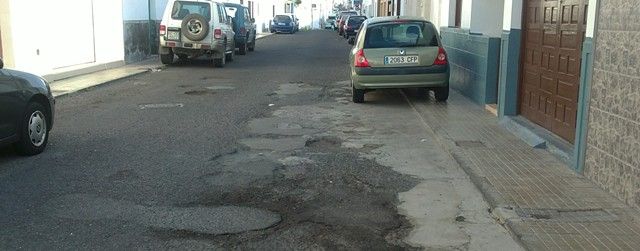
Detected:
[14,102,50,156]
[434,86,449,102]
[351,81,365,103]
[160,50,174,65]
[248,37,256,52]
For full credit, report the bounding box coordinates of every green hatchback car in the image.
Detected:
[349,16,450,103]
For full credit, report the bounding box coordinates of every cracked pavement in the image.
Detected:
[0,31,522,250]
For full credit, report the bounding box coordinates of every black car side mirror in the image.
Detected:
[0,57,3,69]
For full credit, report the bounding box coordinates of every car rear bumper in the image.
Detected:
[159,38,225,54]
[272,26,294,32]
[352,65,449,89]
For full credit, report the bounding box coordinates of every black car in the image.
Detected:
[0,58,55,155]
[224,3,257,55]
[343,15,367,39]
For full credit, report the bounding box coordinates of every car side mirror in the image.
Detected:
[0,58,3,69]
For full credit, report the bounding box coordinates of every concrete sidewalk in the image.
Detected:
[50,33,274,98]
[50,57,164,98]
[405,91,640,250]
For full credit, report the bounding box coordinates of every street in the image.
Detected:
[0,31,520,250]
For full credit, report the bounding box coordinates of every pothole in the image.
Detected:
[305,136,342,150]
[185,90,217,96]
[47,194,281,235]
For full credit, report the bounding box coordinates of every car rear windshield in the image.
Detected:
[275,15,292,22]
[348,16,366,25]
[172,1,211,20]
[364,21,439,49]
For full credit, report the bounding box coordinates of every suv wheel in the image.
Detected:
[248,37,256,52]
[214,53,226,68]
[226,50,235,62]
[160,50,174,65]
[434,86,449,102]
[14,102,49,156]
[238,41,248,55]
[182,14,210,41]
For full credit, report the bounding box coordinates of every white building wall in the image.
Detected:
[4,0,124,78]
[502,0,521,30]
[469,0,504,37]
[585,0,597,38]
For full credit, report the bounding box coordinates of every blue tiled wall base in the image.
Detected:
[441,27,501,105]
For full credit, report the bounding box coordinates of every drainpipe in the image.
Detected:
[148,0,153,57]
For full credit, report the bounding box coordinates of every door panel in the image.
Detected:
[0,70,20,139]
[519,0,586,143]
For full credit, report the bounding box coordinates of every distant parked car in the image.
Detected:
[270,15,295,34]
[159,0,236,67]
[224,3,257,55]
[349,17,450,103]
[337,11,357,35]
[343,15,367,39]
[325,15,336,29]
[0,58,55,155]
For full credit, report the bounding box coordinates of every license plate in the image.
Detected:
[384,55,419,65]
[167,31,180,41]
[278,23,285,25]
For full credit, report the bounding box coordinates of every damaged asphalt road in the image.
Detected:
[0,31,520,250]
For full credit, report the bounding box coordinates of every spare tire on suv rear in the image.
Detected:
[181,13,209,41]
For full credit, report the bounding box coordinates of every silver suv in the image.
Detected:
[159,0,236,67]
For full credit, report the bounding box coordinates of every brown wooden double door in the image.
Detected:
[519,0,587,143]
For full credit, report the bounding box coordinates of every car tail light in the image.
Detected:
[354,49,370,68]
[159,25,166,35]
[434,47,448,65]
[214,28,222,39]
[240,27,246,34]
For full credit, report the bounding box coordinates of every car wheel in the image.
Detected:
[434,86,449,102]
[248,38,255,52]
[225,50,234,62]
[13,102,50,156]
[214,53,226,68]
[352,85,365,103]
[238,42,247,55]
[160,51,174,65]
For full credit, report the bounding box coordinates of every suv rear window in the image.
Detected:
[364,21,439,49]
[171,1,211,20]
[274,15,292,22]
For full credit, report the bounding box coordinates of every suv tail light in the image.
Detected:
[214,28,222,39]
[354,49,370,68]
[434,47,448,65]
[159,25,166,35]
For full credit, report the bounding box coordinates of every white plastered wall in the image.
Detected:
[5,0,124,77]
